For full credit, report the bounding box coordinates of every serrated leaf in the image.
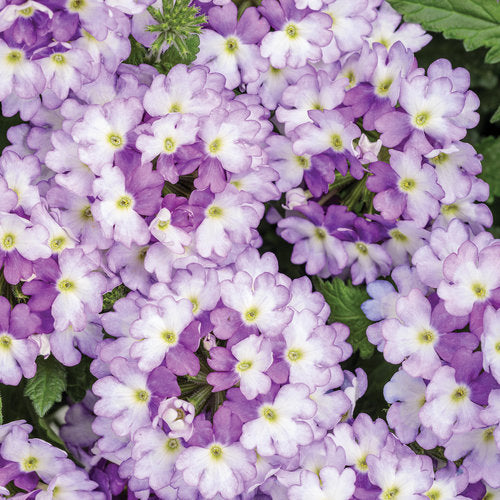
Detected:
[24,357,67,417]
[477,136,500,200]
[313,277,375,359]
[388,0,500,63]
[491,104,500,123]
[158,35,200,73]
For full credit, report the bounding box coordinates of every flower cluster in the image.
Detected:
[0,0,498,498]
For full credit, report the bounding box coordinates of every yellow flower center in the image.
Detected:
[51,53,66,65]
[2,233,15,250]
[0,334,12,350]
[116,195,132,210]
[451,386,468,402]
[399,178,416,192]
[262,406,278,422]
[107,133,123,148]
[330,134,343,152]
[418,329,435,344]
[414,112,430,127]
[225,37,239,53]
[57,279,75,293]
[285,23,298,39]
[207,205,223,218]
[164,138,176,153]
[134,389,150,403]
[287,349,303,362]
[162,330,177,345]
[471,283,487,299]
[7,50,23,64]
[209,444,223,460]
[244,307,259,322]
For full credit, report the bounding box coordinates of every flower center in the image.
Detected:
[51,53,66,65]
[399,178,416,192]
[285,23,298,39]
[134,389,150,403]
[418,329,435,344]
[209,444,223,460]
[225,37,239,53]
[426,488,441,500]
[208,138,222,154]
[295,155,310,169]
[471,283,487,300]
[287,349,303,362]
[270,66,281,75]
[81,205,93,220]
[390,229,408,242]
[69,0,86,11]
[330,134,343,152]
[451,386,468,402]
[157,219,170,230]
[49,236,66,252]
[7,50,23,64]
[19,7,34,16]
[431,152,449,165]
[0,334,12,350]
[175,408,185,420]
[356,242,368,255]
[414,112,430,127]
[314,228,327,241]
[262,406,278,422]
[107,133,123,148]
[244,307,259,322]
[57,279,75,293]
[236,360,252,372]
[382,487,400,500]
[161,330,177,344]
[495,341,500,353]
[116,195,132,210]
[356,455,368,471]
[345,70,356,88]
[441,203,459,215]
[2,233,15,250]
[483,427,495,442]
[165,438,180,452]
[164,137,176,153]
[207,205,223,218]
[169,103,181,113]
[376,78,393,96]
[22,456,38,472]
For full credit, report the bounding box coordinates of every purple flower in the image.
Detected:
[196,3,269,89]
[176,408,257,499]
[72,97,144,174]
[220,271,291,337]
[240,383,316,458]
[367,148,444,227]
[259,0,332,68]
[0,297,39,386]
[129,296,198,375]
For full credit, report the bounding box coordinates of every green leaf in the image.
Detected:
[0,393,3,425]
[477,136,500,201]
[24,357,67,417]
[102,283,130,313]
[66,356,96,403]
[491,104,500,123]
[313,277,375,359]
[158,34,200,73]
[123,36,148,66]
[387,0,500,63]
